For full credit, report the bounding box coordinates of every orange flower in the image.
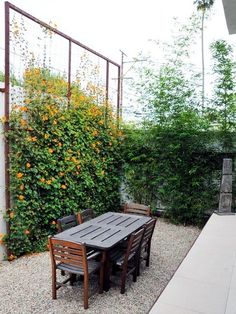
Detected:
[17,172,23,179]
[24,98,31,105]
[24,230,30,235]
[92,130,98,136]
[12,104,20,110]
[53,120,57,125]
[19,106,28,112]
[31,136,37,142]
[8,254,16,261]
[71,157,77,163]
[58,142,62,147]
[41,80,46,86]
[9,212,14,219]
[48,148,54,154]
[79,95,85,101]
[20,184,24,190]
[0,233,5,244]
[26,162,31,168]
[51,221,56,225]
[61,184,66,189]
[0,116,7,123]
[76,165,81,171]
[40,178,45,183]
[20,119,27,126]
[46,180,52,185]
[44,134,49,139]
[42,115,49,121]
[18,195,24,201]
[34,68,40,75]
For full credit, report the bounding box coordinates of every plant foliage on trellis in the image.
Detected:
[3,68,123,257]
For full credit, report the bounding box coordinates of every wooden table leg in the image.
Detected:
[103,251,110,291]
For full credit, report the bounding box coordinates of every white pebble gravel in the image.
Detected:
[0,218,200,314]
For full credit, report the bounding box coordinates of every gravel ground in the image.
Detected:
[0,218,200,314]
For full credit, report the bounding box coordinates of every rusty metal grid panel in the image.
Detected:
[4,1,121,235]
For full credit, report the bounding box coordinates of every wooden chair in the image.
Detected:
[56,214,79,276]
[123,202,151,216]
[48,236,104,309]
[57,214,78,232]
[138,218,157,276]
[77,209,98,266]
[110,227,145,294]
[57,213,100,270]
[77,208,94,225]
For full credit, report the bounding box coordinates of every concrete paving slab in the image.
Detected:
[149,213,236,314]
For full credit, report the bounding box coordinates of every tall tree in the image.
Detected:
[210,40,236,150]
[194,0,214,111]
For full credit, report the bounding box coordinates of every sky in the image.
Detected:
[0,0,236,121]
[0,0,235,65]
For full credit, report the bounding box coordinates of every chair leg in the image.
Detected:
[69,274,76,285]
[146,244,151,267]
[103,252,111,291]
[99,264,104,294]
[137,252,141,276]
[83,275,89,309]
[120,268,127,294]
[133,256,139,282]
[61,270,65,276]
[120,284,125,294]
[52,267,57,299]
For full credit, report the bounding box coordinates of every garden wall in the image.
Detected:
[0,82,6,261]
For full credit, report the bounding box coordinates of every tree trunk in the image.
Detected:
[201,9,205,112]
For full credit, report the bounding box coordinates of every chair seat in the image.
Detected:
[87,248,101,260]
[115,252,138,266]
[109,247,126,263]
[57,260,101,275]
[110,240,140,266]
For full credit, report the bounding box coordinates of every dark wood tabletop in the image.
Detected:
[54,211,151,250]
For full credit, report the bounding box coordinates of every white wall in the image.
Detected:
[0,82,6,261]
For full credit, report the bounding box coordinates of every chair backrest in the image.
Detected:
[48,236,87,270]
[123,202,151,216]
[124,227,145,263]
[57,214,78,232]
[77,208,94,224]
[142,218,156,249]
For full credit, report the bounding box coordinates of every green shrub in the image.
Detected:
[122,120,220,226]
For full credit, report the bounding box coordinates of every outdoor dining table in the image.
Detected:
[54,211,151,291]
